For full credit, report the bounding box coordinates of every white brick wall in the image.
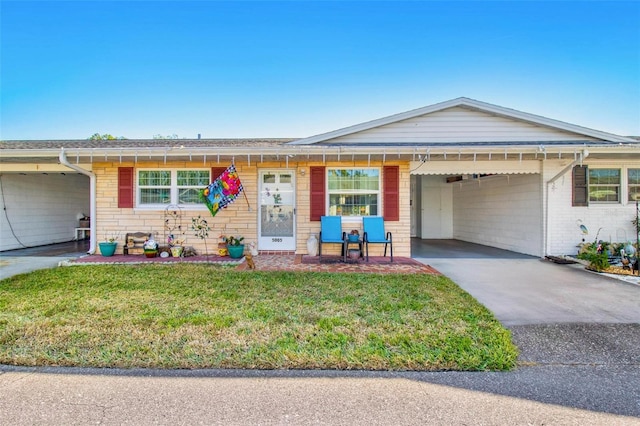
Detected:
[452,173,543,256]
[545,159,640,256]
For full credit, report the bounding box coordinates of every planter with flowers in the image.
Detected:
[224,235,245,259]
[169,237,185,257]
[99,232,119,257]
[143,237,159,258]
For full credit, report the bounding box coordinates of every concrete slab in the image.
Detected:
[413,239,640,326]
[0,241,88,280]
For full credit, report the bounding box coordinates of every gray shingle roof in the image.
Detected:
[0,138,296,150]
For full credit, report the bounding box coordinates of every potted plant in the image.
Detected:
[170,238,185,257]
[348,229,360,242]
[577,240,610,272]
[143,237,158,258]
[99,233,118,257]
[225,235,245,259]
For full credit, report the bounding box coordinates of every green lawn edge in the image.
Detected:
[0,264,518,371]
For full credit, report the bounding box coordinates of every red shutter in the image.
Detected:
[310,166,326,221]
[118,167,134,208]
[211,167,226,182]
[383,166,399,221]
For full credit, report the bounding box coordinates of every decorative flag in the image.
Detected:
[201,164,244,217]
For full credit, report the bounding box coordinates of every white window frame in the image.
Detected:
[326,167,381,222]
[588,168,621,204]
[629,168,640,202]
[136,168,210,210]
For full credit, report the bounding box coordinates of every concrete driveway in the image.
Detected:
[413,239,640,326]
[0,241,88,280]
[414,238,640,407]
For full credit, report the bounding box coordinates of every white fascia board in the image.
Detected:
[461,98,636,143]
[0,149,62,158]
[2,141,638,164]
[288,97,636,145]
[0,163,93,173]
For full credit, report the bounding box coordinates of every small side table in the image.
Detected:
[344,238,364,262]
[75,228,90,240]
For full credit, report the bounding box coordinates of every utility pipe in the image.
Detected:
[59,148,97,254]
[543,149,589,257]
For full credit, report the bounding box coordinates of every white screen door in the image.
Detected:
[258,170,296,250]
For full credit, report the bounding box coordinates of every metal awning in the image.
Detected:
[410,159,541,175]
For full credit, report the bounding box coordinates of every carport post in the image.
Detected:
[59,148,96,254]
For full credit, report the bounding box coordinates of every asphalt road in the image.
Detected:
[1,365,639,425]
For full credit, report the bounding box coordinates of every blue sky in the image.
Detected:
[1,1,639,140]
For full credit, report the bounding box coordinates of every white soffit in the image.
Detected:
[410,160,541,175]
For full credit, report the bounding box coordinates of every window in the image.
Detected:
[138,169,210,207]
[629,169,640,202]
[588,169,620,203]
[139,170,171,204]
[327,168,379,216]
[177,170,210,204]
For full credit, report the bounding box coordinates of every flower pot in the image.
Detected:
[348,234,360,242]
[170,246,183,257]
[144,250,158,258]
[99,242,117,257]
[227,245,245,259]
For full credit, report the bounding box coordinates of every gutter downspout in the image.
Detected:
[543,149,589,257]
[59,148,97,254]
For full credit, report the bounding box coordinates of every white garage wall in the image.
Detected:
[452,174,542,256]
[0,173,89,251]
[545,160,639,256]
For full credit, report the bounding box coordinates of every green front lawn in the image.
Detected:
[0,265,517,370]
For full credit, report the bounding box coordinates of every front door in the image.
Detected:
[258,170,296,250]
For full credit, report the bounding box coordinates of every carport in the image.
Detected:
[0,169,90,252]
[410,159,542,257]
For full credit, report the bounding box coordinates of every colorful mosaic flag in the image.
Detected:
[201,164,244,217]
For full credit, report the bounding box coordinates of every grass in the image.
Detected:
[0,264,517,371]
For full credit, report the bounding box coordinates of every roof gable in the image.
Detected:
[289,97,635,145]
